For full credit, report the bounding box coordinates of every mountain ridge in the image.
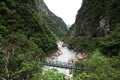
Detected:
[36,0,68,37]
[66,0,120,56]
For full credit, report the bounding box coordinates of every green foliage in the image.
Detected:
[30,69,66,80]
[44,15,68,38]
[0,25,9,36]
[66,0,120,79]
[66,0,120,56]
[73,50,120,80]
[99,24,120,56]
[67,37,100,53]
[0,0,61,79]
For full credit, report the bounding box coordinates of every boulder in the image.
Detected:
[76,53,84,60]
[51,56,56,59]
[68,59,73,64]
[73,58,79,62]
[62,44,66,47]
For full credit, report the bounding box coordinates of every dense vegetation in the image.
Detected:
[36,0,68,38]
[66,0,120,55]
[0,0,67,79]
[0,0,119,80]
[30,69,66,80]
[66,0,120,79]
[73,50,120,80]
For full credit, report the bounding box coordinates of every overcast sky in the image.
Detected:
[44,0,82,25]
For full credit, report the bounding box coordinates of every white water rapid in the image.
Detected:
[44,41,77,79]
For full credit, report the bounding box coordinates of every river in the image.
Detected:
[44,41,77,78]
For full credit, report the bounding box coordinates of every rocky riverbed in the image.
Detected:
[43,41,87,79]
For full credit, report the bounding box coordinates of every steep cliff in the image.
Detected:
[36,0,68,37]
[68,1,120,79]
[0,0,66,79]
[67,0,120,55]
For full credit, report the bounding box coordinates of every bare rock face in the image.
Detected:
[99,17,110,36]
[36,0,51,15]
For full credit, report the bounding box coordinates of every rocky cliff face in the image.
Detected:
[66,0,120,55]
[69,0,120,38]
[36,0,68,37]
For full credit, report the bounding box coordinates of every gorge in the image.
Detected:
[0,0,120,80]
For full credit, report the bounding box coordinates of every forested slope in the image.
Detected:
[36,0,68,37]
[66,0,120,79]
[0,0,66,79]
[67,0,120,56]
